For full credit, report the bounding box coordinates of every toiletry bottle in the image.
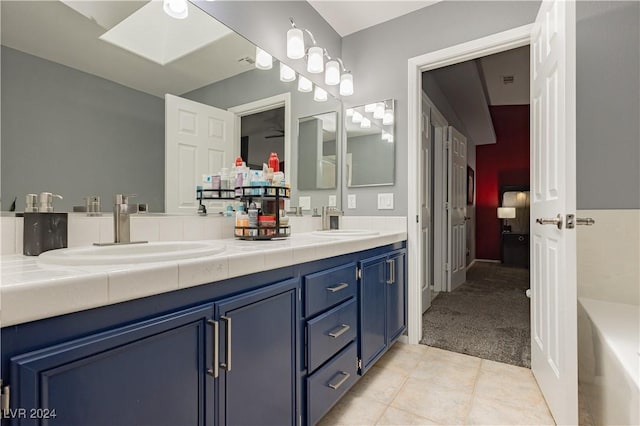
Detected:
[268,152,280,172]
[23,192,68,256]
[248,202,258,228]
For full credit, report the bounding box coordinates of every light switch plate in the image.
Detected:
[377,193,394,210]
[328,195,337,207]
[348,194,357,209]
[298,196,311,210]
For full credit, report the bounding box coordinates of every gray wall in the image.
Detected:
[346,133,395,186]
[298,118,322,190]
[1,46,165,212]
[576,1,640,209]
[341,1,541,215]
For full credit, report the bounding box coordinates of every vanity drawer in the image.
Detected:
[304,262,356,317]
[307,298,357,373]
[307,341,358,425]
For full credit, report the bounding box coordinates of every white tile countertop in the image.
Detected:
[1,230,406,327]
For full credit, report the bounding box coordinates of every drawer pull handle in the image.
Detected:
[206,319,219,378]
[220,315,232,372]
[328,324,351,338]
[328,371,351,390]
[326,283,349,293]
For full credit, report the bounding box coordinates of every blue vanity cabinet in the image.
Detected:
[358,249,407,375]
[9,303,217,426]
[214,278,299,426]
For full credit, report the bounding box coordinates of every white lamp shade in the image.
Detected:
[314,86,328,102]
[307,46,324,73]
[364,103,377,112]
[163,0,188,19]
[279,63,296,82]
[325,60,340,85]
[497,207,516,219]
[287,27,305,59]
[346,108,354,117]
[360,117,371,129]
[352,111,363,123]
[255,47,272,70]
[374,103,385,119]
[340,73,353,96]
[383,108,394,125]
[298,76,313,92]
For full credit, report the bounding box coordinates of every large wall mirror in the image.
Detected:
[345,99,395,187]
[0,0,341,213]
[298,112,337,190]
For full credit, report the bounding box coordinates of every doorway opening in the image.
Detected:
[239,107,285,171]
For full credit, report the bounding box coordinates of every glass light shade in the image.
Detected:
[497,207,516,219]
[382,131,390,141]
[383,109,394,125]
[340,73,353,96]
[298,76,313,93]
[352,111,363,123]
[314,86,328,102]
[163,0,188,19]
[307,47,324,73]
[279,63,296,82]
[364,103,377,112]
[360,117,371,129]
[325,60,340,85]
[374,103,385,119]
[287,28,305,59]
[346,108,354,117]
[255,47,272,70]
[387,134,394,143]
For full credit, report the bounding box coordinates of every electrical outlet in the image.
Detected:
[377,193,394,210]
[298,196,311,210]
[348,194,357,209]
[328,195,337,207]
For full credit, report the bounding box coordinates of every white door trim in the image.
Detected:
[406,24,533,345]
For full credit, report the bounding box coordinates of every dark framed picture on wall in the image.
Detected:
[467,166,475,205]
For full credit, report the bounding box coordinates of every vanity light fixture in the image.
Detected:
[382,131,390,141]
[307,46,324,73]
[280,63,296,82]
[352,111,363,124]
[298,75,313,93]
[346,108,354,117]
[383,108,394,125]
[163,0,188,19]
[360,117,371,129]
[255,47,273,70]
[374,103,385,119]
[364,103,377,113]
[314,86,328,102]
[325,60,340,85]
[340,72,354,96]
[287,26,305,59]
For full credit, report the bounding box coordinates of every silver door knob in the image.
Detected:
[536,214,563,230]
[576,217,595,226]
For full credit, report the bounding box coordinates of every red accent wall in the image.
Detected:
[475,105,530,260]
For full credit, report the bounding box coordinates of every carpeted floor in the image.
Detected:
[420,261,531,368]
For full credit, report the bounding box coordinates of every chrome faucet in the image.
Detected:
[322,206,343,230]
[93,194,146,246]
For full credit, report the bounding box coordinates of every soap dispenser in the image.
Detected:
[23,192,68,256]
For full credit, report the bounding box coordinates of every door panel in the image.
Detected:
[387,252,407,342]
[421,98,431,312]
[359,256,387,372]
[449,126,467,290]
[530,1,577,424]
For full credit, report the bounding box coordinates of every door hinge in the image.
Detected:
[1,381,9,412]
[444,263,450,272]
[356,268,361,280]
[416,215,419,224]
[357,358,362,370]
[443,202,449,210]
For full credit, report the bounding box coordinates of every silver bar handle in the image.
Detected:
[220,316,232,372]
[386,259,394,284]
[327,371,351,390]
[576,217,595,226]
[326,283,349,293]
[536,214,563,230]
[206,319,219,378]
[328,324,351,338]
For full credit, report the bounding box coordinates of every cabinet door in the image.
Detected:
[215,278,298,426]
[387,251,407,343]
[10,304,216,426]
[358,256,387,374]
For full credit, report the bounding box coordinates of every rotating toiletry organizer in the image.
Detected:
[234,186,290,240]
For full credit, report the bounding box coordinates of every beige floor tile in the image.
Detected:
[480,359,534,380]
[410,357,480,391]
[423,346,482,369]
[393,341,431,356]
[317,394,388,426]
[466,396,555,425]
[473,368,547,412]
[350,365,408,404]
[374,346,424,376]
[376,406,439,425]
[390,377,473,424]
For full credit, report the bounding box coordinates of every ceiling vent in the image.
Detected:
[502,75,515,85]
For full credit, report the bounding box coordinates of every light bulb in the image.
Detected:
[279,63,296,82]
[314,86,328,102]
[163,0,188,19]
[382,131,390,141]
[298,76,312,93]
[340,73,353,96]
[352,111,363,123]
[383,108,394,125]
[374,103,384,119]
[307,46,324,74]
[360,117,371,129]
[387,134,394,143]
[365,103,376,113]
[325,60,340,85]
[255,47,272,70]
[287,27,305,59]
[346,108,354,117]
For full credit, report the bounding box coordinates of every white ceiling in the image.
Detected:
[1,1,257,98]
[308,0,441,37]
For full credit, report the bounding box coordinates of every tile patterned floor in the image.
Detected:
[318,342,555,426]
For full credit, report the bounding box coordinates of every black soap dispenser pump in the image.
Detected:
[23,192,68,256]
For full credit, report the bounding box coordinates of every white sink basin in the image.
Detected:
[311,229,380,237]
[38,241,227,266]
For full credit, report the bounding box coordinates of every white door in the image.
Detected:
[530,1,577,424]
[448,126,467,291]
[165,94,235,214]
[420,97,431,313]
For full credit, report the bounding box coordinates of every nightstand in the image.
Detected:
[501,232,529,268]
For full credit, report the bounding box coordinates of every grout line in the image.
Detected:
[463,358,484,424]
